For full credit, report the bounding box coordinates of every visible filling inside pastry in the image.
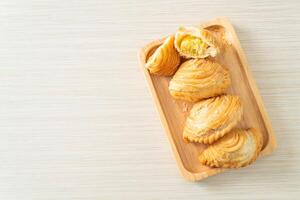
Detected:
[180,36,209,57]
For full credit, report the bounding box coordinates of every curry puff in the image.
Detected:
[145,36,180,76]
[169,59,230,102]
[183,95,243,144]
[174,26,219,58]
[199,128,263,168]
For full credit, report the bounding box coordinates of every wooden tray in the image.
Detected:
[138,17,277,181]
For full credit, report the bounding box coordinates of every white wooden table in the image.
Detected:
[0,0,299,199]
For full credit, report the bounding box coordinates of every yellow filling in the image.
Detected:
[180,36,209,56]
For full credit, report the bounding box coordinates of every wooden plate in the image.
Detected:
[138,17,277,181]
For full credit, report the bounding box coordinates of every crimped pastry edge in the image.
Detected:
[198,128,263,168]
[183,106,243,144]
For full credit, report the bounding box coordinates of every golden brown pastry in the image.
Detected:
[183,95,243,144]
[169,59,230,102]
[145,35,180,76]
[174,26,219,58]
[199,128,263,168]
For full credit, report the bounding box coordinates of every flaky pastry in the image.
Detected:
[145,36,180,76]
[199,128,263,168]
[169,59,230,102]
[183,95,243,144]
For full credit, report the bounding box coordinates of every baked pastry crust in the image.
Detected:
[145,35,180,76]
[174,26,219,58]
[183,95,243,144]
[169,59,230,102]
[199,128,263,168]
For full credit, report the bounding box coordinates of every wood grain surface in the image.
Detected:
[0,0,299,199]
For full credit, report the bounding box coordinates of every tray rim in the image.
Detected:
[138,17,277,181]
